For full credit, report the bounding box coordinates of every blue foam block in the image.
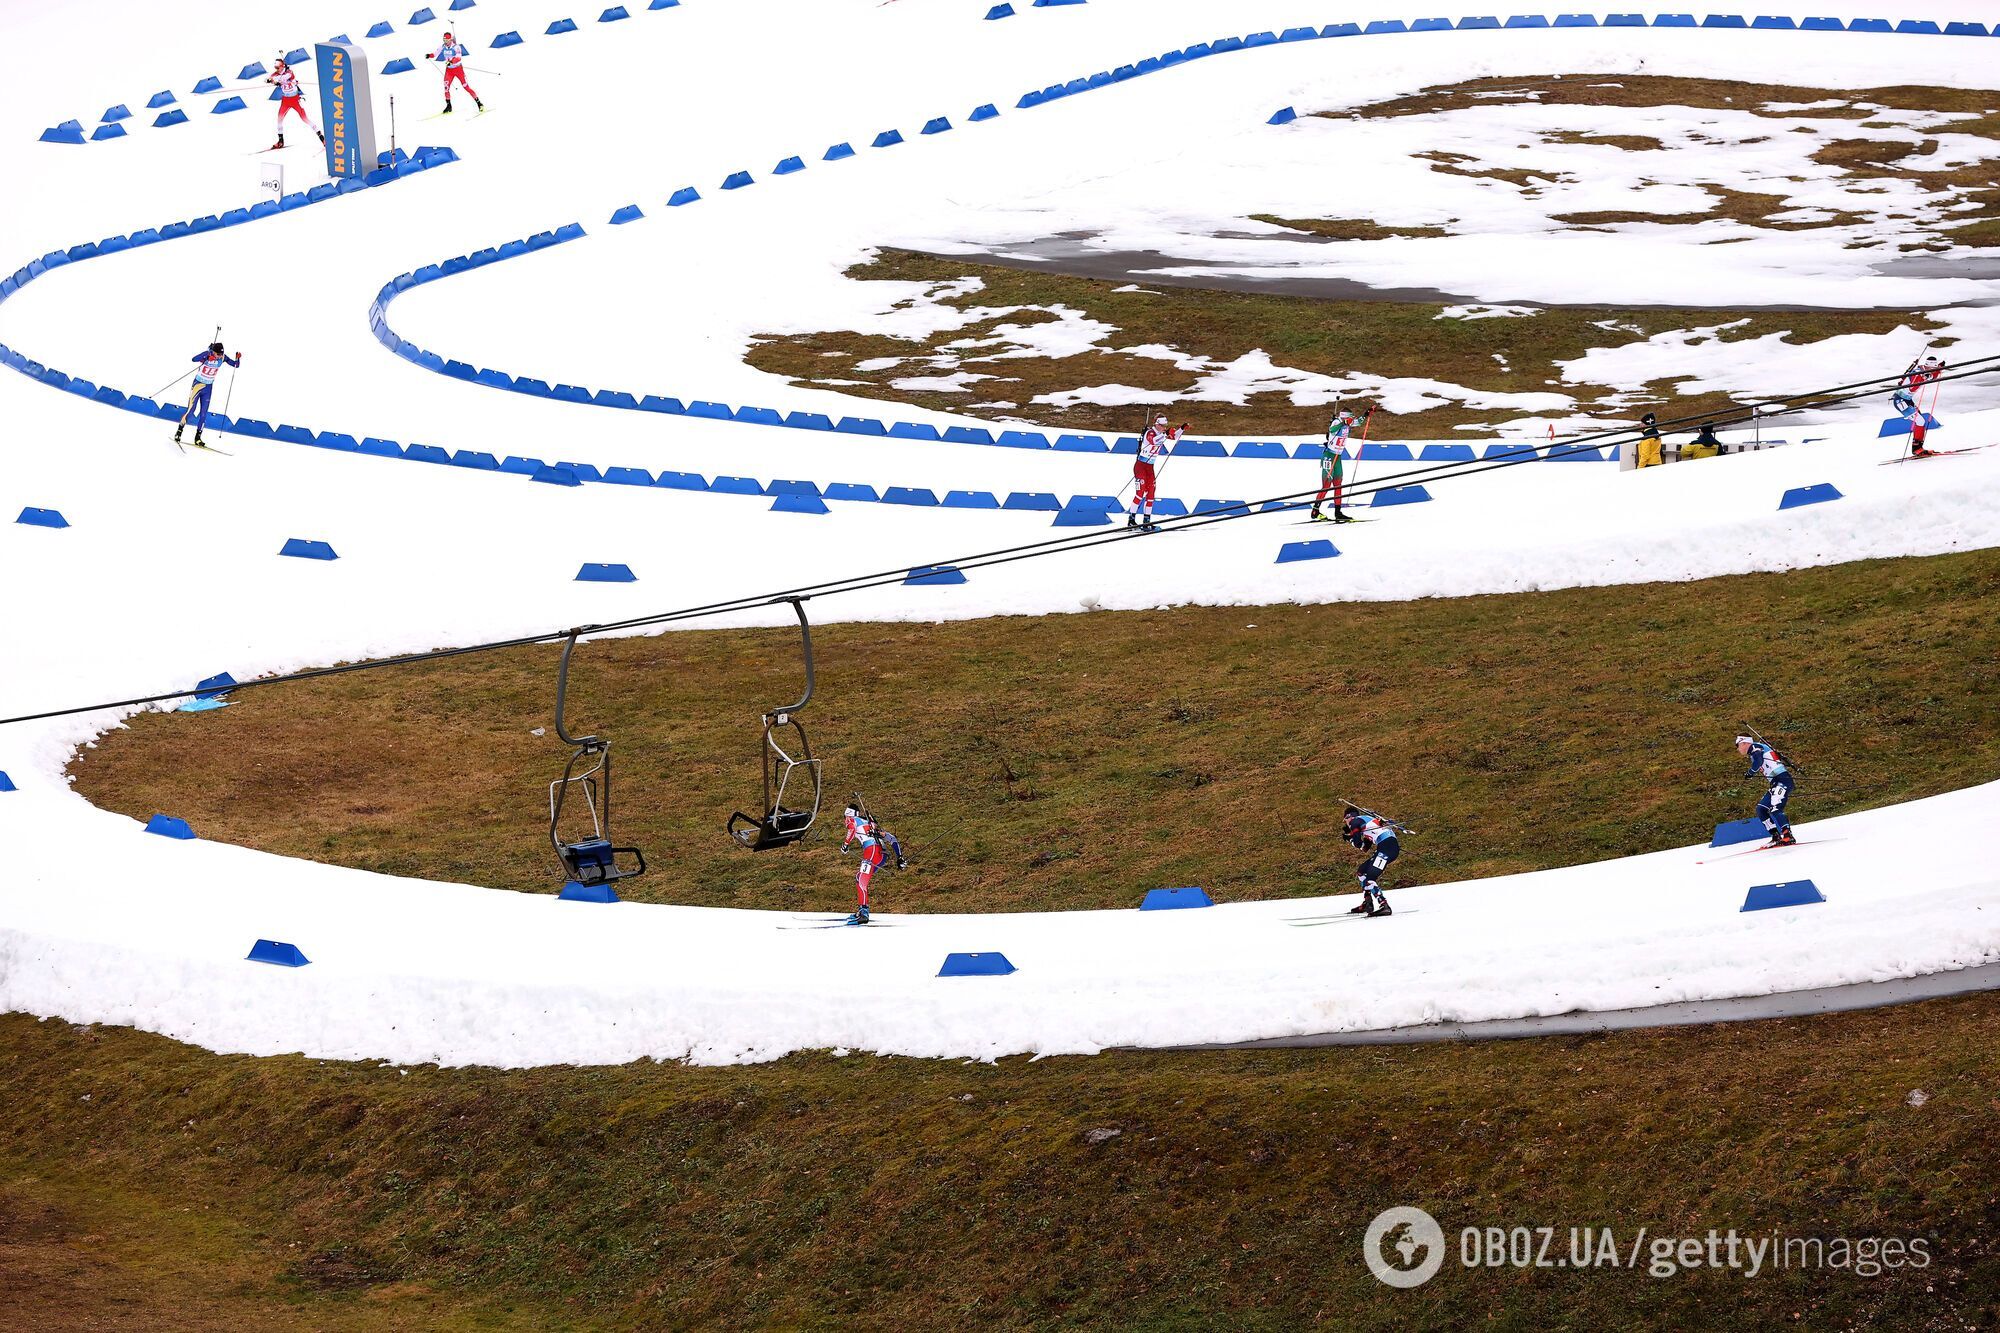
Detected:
[145,813,196,839]
[0,771,14,792]
[278,538,338,560]
[194,671,238,699]
[721,169,753,189]
[532,465,582,486]
[969,103,999,122]
[1742,880,1824,913]
[1268,106,1297,125]
[211,95,246,113]
[367,21,394,37]
[771,493,830,514]
[1004,491,1061,511]
[985,2,1014,16]
[381,56,414,74]
[1140,887,1213,911]
[1052,505,1111,526]
[773,155,805,175]
[153,109,188,128]
[1778,483,1842,511]
[193,75,221,93]
[1371,485,1432,506]
[824,141,855,161]
[547,17,578,34]
[1276,539,1338,564]
[937,952,1016,977]
[1876,414,1941,437]
[39,125,86,145]
[667,186,700,206]
[872,129,904,148]
[883,486,939,506]
[410,5,436,21]
[905,564,967,585]
[1711,818,1769,848]
[576,562,636,582]
[16,506,68,528]
[559,879,619,903]
[601,4,630,18]
[247,938,311,966]
[491,30,523,46]
[922,117,951,135]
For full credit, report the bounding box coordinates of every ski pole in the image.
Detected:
[146,367,197,400]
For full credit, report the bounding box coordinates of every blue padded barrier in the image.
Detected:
[492,30,523,46]
[551,384,592,403]
[995,430,1051,449]
[102,104,131,122]
[1652,13,1697,27]
[1604,12,1647,24]
[0,772,14,791]
[594,389,638,408]
[1054,434,1107,453]
[547,17,578,34]
[986,3,1015,16]
[786,411,834,431]
[1742,880,1823,912]
[771,493,830,514]
[923,117,951,135]
[1365,19,1407,34]
[765,479,821,496]
[887,423,941,441]
[1052,503,1110,527]
[499,455,544,475]
[1193,499,1248,516]
[1779,482,1841,510]
[686,400,730,418]
[1230,441,1287,459]
[1140,887,1213,910]
[1484,442,1538,459]
[284,48,310,64]
[825,141,855,160]
[93,123,128,141]
[1419,444,1477,462]
[1752,14,1797,28]
[382,57,415,74]
[450,0,476,9]
[1356,442,1412,462]
[154,109,189,127]
[905,564,967,585]
[837,417,888,436]
[943,490,1000,509]
[1268,105,1297,125]
[734,405,782,425]
[1943,21,1989,36]
[1149,498,1189,519]
[193,75,222,93]
[449,449,500,470]
[1276,539,1338,564]
[148,90,176,108]
[970,103,999,122]
[601,5,631,19]
[367,21,394,37]
[655,470,707,491]
[279,537,338,560]
[555,462,604,482]
[559,880,619,903]
[774,155,805,175]
[709,475,763,495]
[411,5,436,20]
[577,562,636,582]
[1877,413,1940,437]
[1546,446,1603,461]
[651,0,679,8]
[873,129,904,148]
[824,483,880,502]
[1004,491,1061,511]
[193,672,238,701]
[1710,818,1767,848]
[248,939,311,966]
[16,507,68,528]
[1454,16,1500,28]
[212,95,246,113]
[938,952,1015,977]
[1846,18,1892,33]
[533,465,582,486]
[146,813,196,839]
[883,486,939,506]
[1703,13,1748,27]
[40,125,86,145]
[667,186,700,206]
[1372,485,1433,507]
[1282,25,1321,40]
[1172,439,1226,458]
[313,431,361,452]
[360,438,405,457]
[722,170,753,190]
[943,425,995,444]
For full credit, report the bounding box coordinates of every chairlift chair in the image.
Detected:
[728,598,825,850]
[548,629,647,887]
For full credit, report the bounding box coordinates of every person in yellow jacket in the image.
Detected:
[1681,423,1723,460]
[1636,412,1664,468]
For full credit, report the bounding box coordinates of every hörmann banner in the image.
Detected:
[315,41,379,180]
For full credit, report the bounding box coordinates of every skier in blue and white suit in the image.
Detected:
[1736,735,1796,847]
[1342,806,1399,918]
[174,342,241,448]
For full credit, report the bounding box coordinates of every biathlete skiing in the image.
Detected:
[1311,409,1359,523]
[175,342,242,449]
[1341,804,1402,918]
[264,58,323,151]
[1735,734,1798,848]
[1127,413,1182,531]
[1891,354,1944,458]
[431,32,485,115]
[840,795,906,925]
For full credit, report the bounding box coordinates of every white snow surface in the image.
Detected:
[1,2,1998,1067]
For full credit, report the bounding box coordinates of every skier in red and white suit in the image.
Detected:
[265,59,323,150]
[1128,413,1182,531]
[840,798,906,925]
[431,33,484,114]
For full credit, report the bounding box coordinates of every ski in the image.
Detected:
[176,440,232,456]
[1693,835,1842,865]
[1291,516,1372,526]
[1288,907,1418,926]
[1879,444,1993,466]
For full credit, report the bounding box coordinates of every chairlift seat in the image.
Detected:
[558,836,645,885]
[728,806,816,851]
